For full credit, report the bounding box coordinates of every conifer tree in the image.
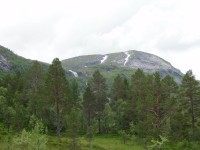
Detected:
[46,58,68,140]
[25,61,45,117]
[83,84,95,127]
[102,103,115,133]
[161,75,178,135]
[179,70,200,140]
[111,75,128,101]
[90,70,107,133]
[71,79,80,108]
[68,107,80,150]
[129,69,151,136]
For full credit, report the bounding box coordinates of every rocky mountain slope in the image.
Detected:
[0,45,46,76]
[62,50,183,83]
[0,45,183,83]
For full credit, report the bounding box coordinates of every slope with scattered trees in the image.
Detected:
[0,57,200,149]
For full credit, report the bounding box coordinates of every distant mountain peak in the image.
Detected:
[62,50,183,83]
[0,45,183,83]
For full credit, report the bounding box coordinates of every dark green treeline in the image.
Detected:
[0,58,200,145]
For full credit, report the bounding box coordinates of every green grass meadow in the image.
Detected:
[47,135,144,150]
[0,134,144,150]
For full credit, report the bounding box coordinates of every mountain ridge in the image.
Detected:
[0,45,183,83]
[61,50,183,83]
[0,45,47,76]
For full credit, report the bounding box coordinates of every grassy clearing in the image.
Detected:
[0,134,144,150]
[87,135,144,150]
[46,134,144,150]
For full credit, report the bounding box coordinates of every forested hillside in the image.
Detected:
[0,45,47,77]
[0,58,200,149]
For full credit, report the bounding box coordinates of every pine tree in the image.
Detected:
[152,72,162,132]
[83,84,95,127]
[46,58,68,140]
[71,79,80,109]
[128,69,151,136]
[102,103,115,133]
[161,75,178,135]
[145,73,179,137]
[25,61,45,117]
[111,75,128,101]
[180,70,200,140]
[68,107,80,150]
[90,70,107,133]
[112,99,127,131]
[0,87,7,120]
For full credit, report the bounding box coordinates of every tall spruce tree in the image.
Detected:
[71,79,80,108]
[83,84,95,127]
[111,75,128,101]
[152,72,162,131]
[161,75,178,136]
[25,61,45,117]
[90,70,107,133]
[68,107,80,150]
[128,69,152,136]
[180,70,200,140]
[144,72,179,137]
[46,58,68,140]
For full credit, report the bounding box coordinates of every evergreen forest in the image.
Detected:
[0,58,200,150]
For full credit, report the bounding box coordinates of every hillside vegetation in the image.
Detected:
[0,57,200,149]
[0,45,47,77]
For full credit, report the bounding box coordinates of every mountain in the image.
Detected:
[0,45,45,76]
[61,50,183,83]
[0,45,183,83]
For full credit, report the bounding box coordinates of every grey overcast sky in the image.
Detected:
[0,0,200,79]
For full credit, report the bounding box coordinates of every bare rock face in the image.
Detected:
[0,54,11,71]
[123,51,173,70]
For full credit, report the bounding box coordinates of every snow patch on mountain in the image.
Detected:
[69,70,78,77]
[124,52,131,66]
[101,55,108,64]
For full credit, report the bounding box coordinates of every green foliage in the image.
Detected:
[111,75,129,101]
[112,99,128,131]
[45,134,144,150]
[86,125,94,150]
[25,61,45,118]
[147,135,168,150]
[3,106,16,132]
[83,84,96,127]
[118,130,130,144]
[68,107,81,150]
[0,53,199,150]
[179,70,200,141]
[70,79,81,108]
[102,103,115,133]
[46,58,69,140]
[174,140,200,150]
[0,87,7,119]
[12,121,47,150]
[90,70,108,133]
[0,45,45,76]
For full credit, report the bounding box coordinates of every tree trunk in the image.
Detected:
[98,115,101,133]
[190,96,195,140]
[56,98,61,141]
[56,89,61,141]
